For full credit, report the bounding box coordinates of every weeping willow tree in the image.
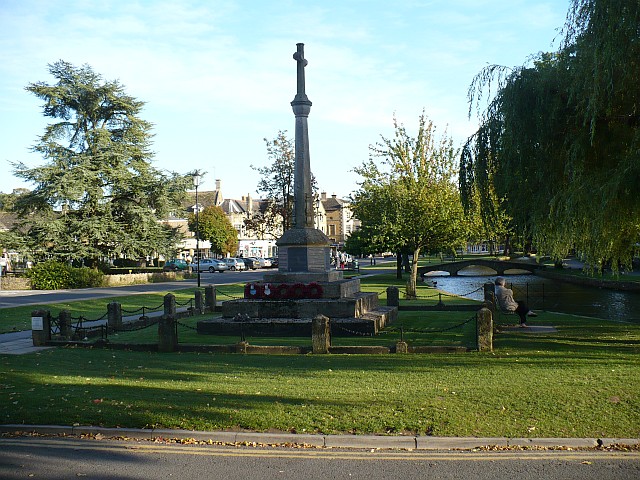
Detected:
[460,0,640,271]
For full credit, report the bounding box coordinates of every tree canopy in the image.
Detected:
[249,131,295,237]
[10,61,190,265]
[461,0,640,271]
[352,113,468,297]
[189,205,238,256]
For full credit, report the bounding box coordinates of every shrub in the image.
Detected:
[69,267,104,288]
[26,261,104,290]
[27,261,72,290]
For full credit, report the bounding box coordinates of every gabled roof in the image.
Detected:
[181,190,222,212]
[322,196,347,212]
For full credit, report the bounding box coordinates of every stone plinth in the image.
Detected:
[222,291,379,320]
[263,270,343,284]
[197,313,393,337]
[269,228,336,284]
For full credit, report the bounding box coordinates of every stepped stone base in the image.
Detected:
[263,270,343,284]
[222,290,377,319]
[197,305,397,336]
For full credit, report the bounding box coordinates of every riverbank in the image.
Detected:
[536,269,640,292]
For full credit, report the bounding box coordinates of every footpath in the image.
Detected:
[0,424,638,451]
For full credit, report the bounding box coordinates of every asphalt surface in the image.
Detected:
[2,435,638,480]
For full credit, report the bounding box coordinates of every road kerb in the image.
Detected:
[508,438,598,448]
[324,434,416,449]
[416,436,509,450]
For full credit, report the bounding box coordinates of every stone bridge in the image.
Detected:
[418,259,546,277]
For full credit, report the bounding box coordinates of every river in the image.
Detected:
[425,266,640,324]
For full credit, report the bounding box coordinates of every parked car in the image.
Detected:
[197,258,228,273]
[223,258,246,271]
[162,259,189,271]
[241,257,257,270]
[267,257,279,268]
[248,257,271,268]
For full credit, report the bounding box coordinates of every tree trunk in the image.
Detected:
[396,252,403,279]
[503,235,511,256]
[402,253,411,273]
[406,247,421,299]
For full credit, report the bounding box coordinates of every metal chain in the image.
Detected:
[176,320,199,331]
[414,285,483,300]
[110,319,159,333]
[216,288,243,299]
[331,324,375,336]
[70,312,108,322]
[390,315,476,334]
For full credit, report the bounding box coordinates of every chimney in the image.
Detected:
[321,192,327,201]
[247,193,253,212]
[215,179,221,191]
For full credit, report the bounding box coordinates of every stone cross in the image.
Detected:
[291,43,313,228]
[293,43,308,99]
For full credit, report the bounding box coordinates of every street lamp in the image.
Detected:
[193,173,202,287]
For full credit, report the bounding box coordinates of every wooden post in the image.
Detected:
[386,286,399,307]
[59,310,72,340]
[163,293,177,317]
[483,282,497,312]
[476,307,493,352]
[107,302,123,331]
[158,294,178,352]
[195,290,204,315]
[312,314,330,354]
[205,285,216,312]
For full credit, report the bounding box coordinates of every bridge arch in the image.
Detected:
[418,259,543,277]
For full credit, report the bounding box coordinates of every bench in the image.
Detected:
[486,291,516,323]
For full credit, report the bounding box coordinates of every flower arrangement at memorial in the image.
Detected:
[289,283,306,299]
[275,283,291,299]
[306,282,323,298]
[243,282,324,299]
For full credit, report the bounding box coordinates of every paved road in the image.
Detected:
[0,260,397,310]
[0,269,267,309]
[0,436,638,480]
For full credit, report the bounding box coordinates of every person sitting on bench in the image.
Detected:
[494,277,537,327]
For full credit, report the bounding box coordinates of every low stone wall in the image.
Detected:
[0,276,31,290]
[103,271,193,286]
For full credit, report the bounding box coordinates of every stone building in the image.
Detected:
[320,192,359,249]
[164,181,358,259]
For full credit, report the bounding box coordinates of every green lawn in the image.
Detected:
[1,273,639,437]
[2,318,638,437]
[0,288,207,334]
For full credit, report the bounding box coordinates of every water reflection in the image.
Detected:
[426,266,640,323]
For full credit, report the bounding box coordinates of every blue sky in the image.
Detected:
[0,0,568,200]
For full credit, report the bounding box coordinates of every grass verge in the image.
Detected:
[1,273,639,437]
[1,320,638,437]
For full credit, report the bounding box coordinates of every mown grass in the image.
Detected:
[2,315,638,437]
[1,271,639,437]
[0,288,206,334]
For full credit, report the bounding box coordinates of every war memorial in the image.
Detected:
[198,44,396,337]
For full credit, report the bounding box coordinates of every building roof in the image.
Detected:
[321,194,348,213]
